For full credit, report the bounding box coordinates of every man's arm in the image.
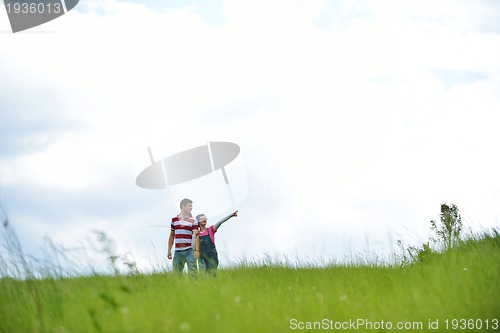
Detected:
[213,210,238,232]
[167,230,174,259]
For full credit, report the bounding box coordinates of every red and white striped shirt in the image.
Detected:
[171,215,198,251]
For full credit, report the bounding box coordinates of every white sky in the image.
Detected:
[1,0,499,273]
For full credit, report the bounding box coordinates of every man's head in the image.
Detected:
[180,198,193,215]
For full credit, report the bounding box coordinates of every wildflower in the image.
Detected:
[179,322,190,331]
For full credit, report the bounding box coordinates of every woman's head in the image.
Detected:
[196,214,207,227]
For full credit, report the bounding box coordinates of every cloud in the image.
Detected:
[394,0,500,34]
[0,61,83,158]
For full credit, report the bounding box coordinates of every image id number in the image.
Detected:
[444,319,499,330]
[5,2,63,14]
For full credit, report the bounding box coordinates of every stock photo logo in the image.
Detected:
[3,0,79,33]
[136,142,248,215]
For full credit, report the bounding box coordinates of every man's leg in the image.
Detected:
[172,251,185,273]
[185,249,197,278]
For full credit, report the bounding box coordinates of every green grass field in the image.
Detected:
[1,231,499,333]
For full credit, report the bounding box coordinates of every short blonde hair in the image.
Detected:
[180,198,192,209]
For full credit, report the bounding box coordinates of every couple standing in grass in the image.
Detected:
[167,198,238,277]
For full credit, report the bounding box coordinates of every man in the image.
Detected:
[168,198,200,276]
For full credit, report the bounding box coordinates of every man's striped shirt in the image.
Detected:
[171,215,198,251]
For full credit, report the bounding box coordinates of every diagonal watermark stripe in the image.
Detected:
[3,0,79,33]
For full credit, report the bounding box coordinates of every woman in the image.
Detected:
[196,211,238,276]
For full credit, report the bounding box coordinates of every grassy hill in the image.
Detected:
[1,231,499,332]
